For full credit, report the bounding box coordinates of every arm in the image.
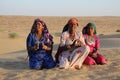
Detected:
[59,40,77,52]
[58,32,75,53]
[92,35,100,58]
[75,31,85,47]
[42,34,53,51]
[42,43,52,51]
[59,33,80,53]
[80,32,85,45]
[95,35,100,50]
[93,35,100,53]
[26,33,39,51]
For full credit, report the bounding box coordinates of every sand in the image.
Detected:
[0,16,120,80]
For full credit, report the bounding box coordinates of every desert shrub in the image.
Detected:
[9,33,19,38]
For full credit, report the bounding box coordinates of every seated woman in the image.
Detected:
[55,18,90,69]
[82,22,107,65]
[26,18,56,70]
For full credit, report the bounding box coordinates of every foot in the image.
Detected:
[74,65,80,70]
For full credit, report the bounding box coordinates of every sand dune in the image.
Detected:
[0,16,120,80]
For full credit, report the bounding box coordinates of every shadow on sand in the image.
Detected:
[0,58,29,70]
[0,43,59,70]
[0,49,29,70]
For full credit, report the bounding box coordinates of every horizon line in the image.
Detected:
[0,14,120,17]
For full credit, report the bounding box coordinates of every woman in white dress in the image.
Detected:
[55,18,90,69]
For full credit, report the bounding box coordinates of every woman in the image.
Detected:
[82,22,107,65]
[26,18,56,69]
[55,18,90,69]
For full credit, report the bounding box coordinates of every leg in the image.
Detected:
[70,45,90,69]
[94,53,107,64]
[43,55,56,69]
[58,50,70,69]
[29,58,43,70]
[83,56,96,65]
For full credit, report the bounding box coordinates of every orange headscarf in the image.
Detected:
[62,18,78,32]
[68,18,78,26]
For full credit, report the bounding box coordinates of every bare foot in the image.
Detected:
[74,65,80,70]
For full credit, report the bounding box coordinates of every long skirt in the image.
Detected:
[58,45,90,69]
[83,53,107,65]
[29,51,56,69]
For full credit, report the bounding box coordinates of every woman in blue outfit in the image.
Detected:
[26,18,56,70]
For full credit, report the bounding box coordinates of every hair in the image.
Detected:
[82,22,97,35]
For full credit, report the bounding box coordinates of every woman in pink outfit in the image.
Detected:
[82,22,107,65]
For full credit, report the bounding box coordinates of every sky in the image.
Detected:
[0,0,120,16]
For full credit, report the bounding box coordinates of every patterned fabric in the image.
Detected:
[60,31,85,47]
[57,31,90,69]
[84,34,100,53]
[26,18,55,69]
[27,33,56,69]
[83,34,107,65]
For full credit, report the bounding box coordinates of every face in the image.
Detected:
[69,23,77,34]
[36,22,44,32]
[68,18,78,34]
[89,26,94,35]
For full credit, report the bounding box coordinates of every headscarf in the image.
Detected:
[90,22,96,32]
[31,18,48,34]
[62,18,78,33]
[82,22,97,34]
[30,18,53,44]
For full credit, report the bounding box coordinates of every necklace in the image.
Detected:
[86,35,95,44]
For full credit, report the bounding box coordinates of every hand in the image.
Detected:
[36,42,40,49]
[92,52,98,58]
[33,42,40,50]
[42,43,47,50]
[75,39,83,47]
[93,49,98,53]
[42,43,51,50]
[71,40,77,47]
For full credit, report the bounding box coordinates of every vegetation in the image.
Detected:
[9,33,19,38]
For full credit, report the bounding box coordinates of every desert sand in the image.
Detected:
[0,16,120,80]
